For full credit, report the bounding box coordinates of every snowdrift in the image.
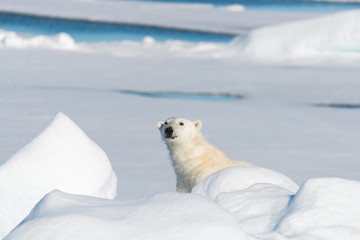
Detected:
[4,190,248,240]
[0,113,117,238]
[4,166,360,240]
[0,30,77,50]
[236,9,360,62]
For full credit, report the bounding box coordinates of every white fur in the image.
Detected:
[158,118,254,193]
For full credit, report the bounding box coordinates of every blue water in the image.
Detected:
[122,0,360,12]
[1,0,358,44]
[313,103,360,109]
[27,86,244,101]
[0,12,235,43]
[119,90,244,101]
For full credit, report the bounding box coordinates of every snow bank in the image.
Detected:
[192,166,299,200]
[193,167,360,238]
[216,184,294,235]
[4,190,248,240]
[3,165,360,240]
[81,37,236,59]
[192,167,299,235]
[0,30,77,50]
[277,178,360,240]
[0,113,117,238]
[235,9,360,62]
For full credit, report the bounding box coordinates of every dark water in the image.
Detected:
[0,12,236,43]
[118,90,244,101]
[121,0,360,12]
[26,86,244,101]
[313,103,360,109]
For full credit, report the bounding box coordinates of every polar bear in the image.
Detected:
[157,117,255,193]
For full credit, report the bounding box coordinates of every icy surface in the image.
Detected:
[277,178,360,240]
[193,167,299,235]
[4,190,249,240]
[217,183,294,235]
[0,30,77,50]
[4,167,360,240]
[236,9,360,63]
[1,10,359,64]
[193,166,299,200]
[0,113,117,238]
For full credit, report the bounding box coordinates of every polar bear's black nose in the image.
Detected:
[165,126,173,137]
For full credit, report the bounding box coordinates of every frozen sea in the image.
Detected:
[0,0,360,239]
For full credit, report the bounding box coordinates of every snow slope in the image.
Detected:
[5,190,249,240]
[237,9,360,63]
[277,178,360,240]
[0,113,117,238]
[4,167,360,240]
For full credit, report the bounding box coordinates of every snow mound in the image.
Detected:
[192,166,299,235]
[235,9,360,62]
[0,30,77,50]
[0,112,117,238]
[4,190,248,240]
[276,178,360,240]
[216,183,294,235]
[192,166,299,200]
[3,164,360,240]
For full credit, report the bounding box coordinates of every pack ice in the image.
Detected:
[0,113,117,238]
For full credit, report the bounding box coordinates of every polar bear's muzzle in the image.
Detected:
[164,126,177,139]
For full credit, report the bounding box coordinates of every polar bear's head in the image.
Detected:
[157,118,202,146]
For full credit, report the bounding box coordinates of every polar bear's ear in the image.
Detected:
[194,120,202,130]
[157,121,164,129]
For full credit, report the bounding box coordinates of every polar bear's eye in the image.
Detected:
[179,122,184,126]
[164,121,168,125]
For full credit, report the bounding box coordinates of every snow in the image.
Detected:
[216,183,294,235]
[1,10,359,64]
[1,0,360,239]
[193,167,299,235]
[0,113,117,238]
[192,166,299,200]
[4,167,360,240]
[4,190,249,240]
[0,30,77,50]
[277,178,360,239]
[220,4,246,12]
[236,9,360,63]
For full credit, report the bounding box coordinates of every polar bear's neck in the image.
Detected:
[166,133,232,192]
[168,133,217,163]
